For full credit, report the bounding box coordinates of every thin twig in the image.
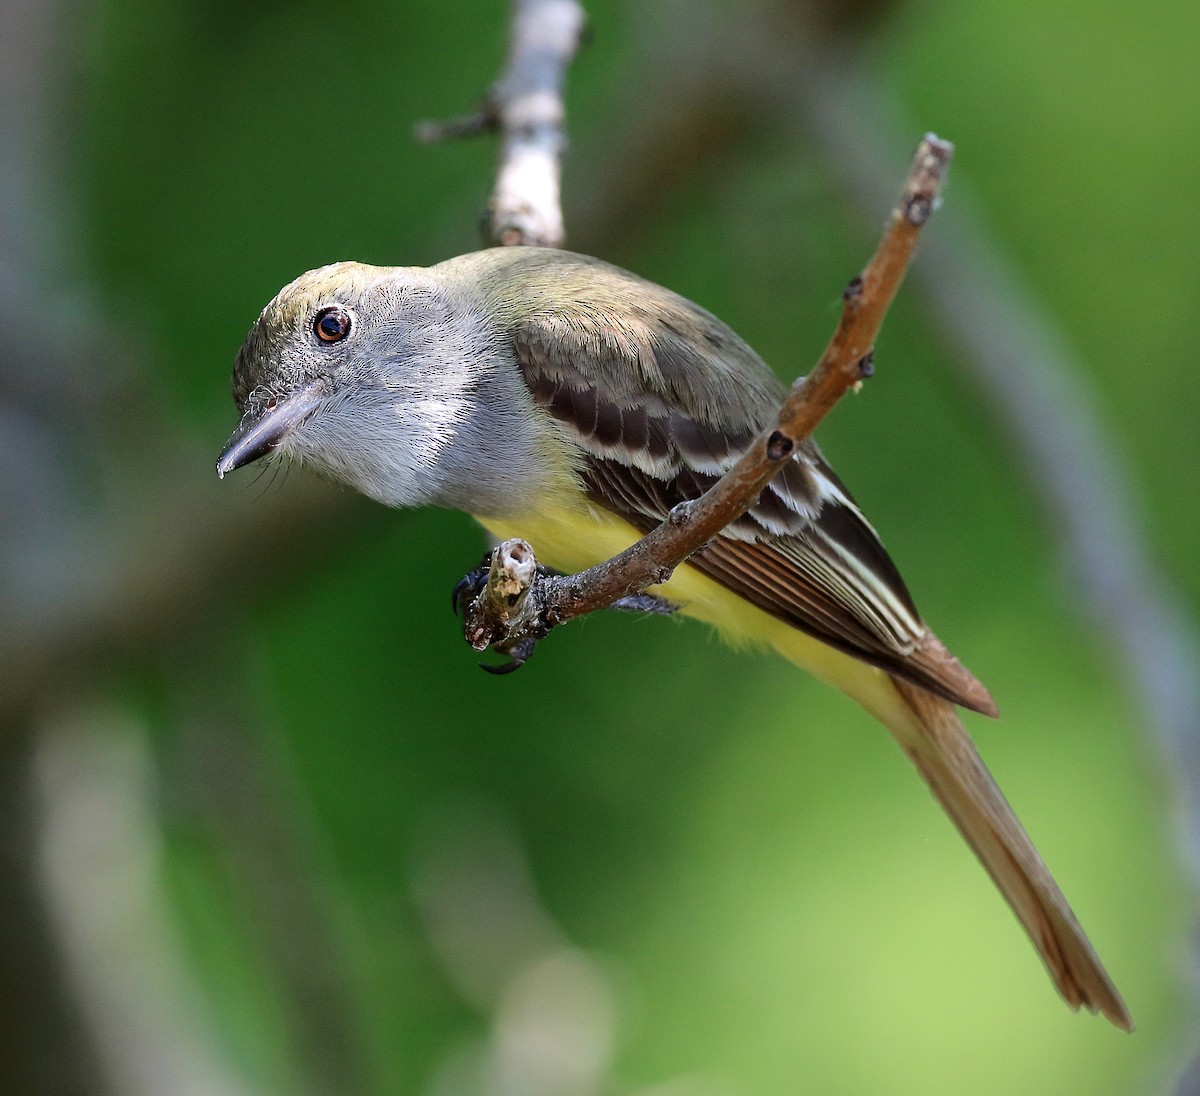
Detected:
[416,0,586,247]
[463,134,952,654]
[488,0,585,246]
[413,109,496,143]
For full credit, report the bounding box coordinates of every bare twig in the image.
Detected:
[417,0,586,247]
[413,109,496,143]
[462,134,952,655]
[488,0,585,246]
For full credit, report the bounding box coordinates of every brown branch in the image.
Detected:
[416,0,586,247]
[462,134,952,657]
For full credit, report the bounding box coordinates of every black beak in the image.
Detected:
[216,383,323,478]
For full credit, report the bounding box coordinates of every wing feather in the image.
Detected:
[488,249,995,714]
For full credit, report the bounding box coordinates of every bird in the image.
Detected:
[217,245,1131,1029]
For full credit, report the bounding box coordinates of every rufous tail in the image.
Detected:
[889,678,1132,1031]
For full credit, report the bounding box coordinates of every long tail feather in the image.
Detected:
[890,678,1132,1031]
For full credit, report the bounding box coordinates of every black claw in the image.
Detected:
[478,637,538,674]
[451,575,473,616]
[479,658,521,675]
[451,554,494,616]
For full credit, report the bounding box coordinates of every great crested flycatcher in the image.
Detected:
[217,246,1131,1030]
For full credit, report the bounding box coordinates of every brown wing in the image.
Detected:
[496,249,995,715]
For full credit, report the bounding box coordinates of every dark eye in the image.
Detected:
[314,305,351,343]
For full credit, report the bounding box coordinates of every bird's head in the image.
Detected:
[216,261,495,508]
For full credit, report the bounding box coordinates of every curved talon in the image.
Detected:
[478,637,538,674]
[451,555,494,616]
[451,575,473,616]
[479,657,522,675]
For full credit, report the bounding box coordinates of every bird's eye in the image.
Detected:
[314,305,351,343]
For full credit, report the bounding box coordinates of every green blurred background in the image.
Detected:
[2,0,1197,1093]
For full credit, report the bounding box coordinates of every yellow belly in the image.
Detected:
[475,503,918,734]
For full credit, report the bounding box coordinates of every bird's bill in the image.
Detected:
[215,384,323,478]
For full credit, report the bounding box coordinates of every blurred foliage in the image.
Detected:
[25,0,1197,1092]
